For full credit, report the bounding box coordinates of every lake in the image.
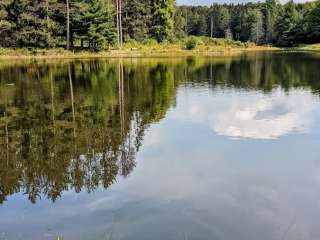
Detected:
[0,52,320,240]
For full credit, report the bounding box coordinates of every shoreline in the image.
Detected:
[0,45,319,60]
[0,46,282,60]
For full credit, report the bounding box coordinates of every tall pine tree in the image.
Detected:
[150,0,174,42]
[275,1,302,46]
[123,0,151,41]
[75,0,116,50]
[247,8,264,44]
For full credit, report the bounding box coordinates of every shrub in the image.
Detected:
[185,37,197,50]
[142,38,158,47]
[124,39,140,49]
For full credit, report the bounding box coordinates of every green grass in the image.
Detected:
[122,36,274,51]
[0,37,279,59]
[296,43,320,51]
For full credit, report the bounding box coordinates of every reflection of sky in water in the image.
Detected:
[1,86,320,240]
[172,87,319,140]
[177,0,311,5]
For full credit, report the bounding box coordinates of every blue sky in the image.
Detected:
[176,0,256,5]
[176,0,308,5]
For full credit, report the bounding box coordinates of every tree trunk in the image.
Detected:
[46,0,49,27]
[119,0,123,46]
[50,71,55,123]
[185,14,188,35]
[116,0,120,45]
[70,26,74,47]
[66,0,70,50]
[210,17,213,38]
[68,63,75,123]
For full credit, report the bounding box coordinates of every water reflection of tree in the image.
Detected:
[0,53,320,204]
[186,53,320,93]
[0,60,177,204]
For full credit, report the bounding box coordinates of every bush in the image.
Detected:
[142,38,158,47]
[124,39,141,49]
[185,37,197,50]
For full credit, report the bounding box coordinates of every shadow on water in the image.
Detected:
[0,52,319,204]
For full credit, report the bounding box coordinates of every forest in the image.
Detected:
[0,0,319,50]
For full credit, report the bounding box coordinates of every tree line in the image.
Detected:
[0,0,175,50]
[176,0,320,46]
[0,0,319,50]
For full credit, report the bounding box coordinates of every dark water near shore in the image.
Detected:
[0,52,320,240]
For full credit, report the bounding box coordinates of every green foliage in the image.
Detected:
[150,0,175,42]
[3,0,49,47]
[0,0,319,49]
[209,5,230,38]
[275,1,303,46]
[174,9,186,39]
[123,0,151,41]
[176,0,320,47]
[263,0,281,43]
[75,0,116,51]
[185,37,197,50]
[305,1,320,42]
[247,8,264,44]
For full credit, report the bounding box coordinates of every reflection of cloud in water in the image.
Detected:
[174,88,318,140]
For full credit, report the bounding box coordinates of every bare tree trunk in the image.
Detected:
[46,0,49,27]
[210,17,213,38]
[124,0,128,38]
[50,70,56,167]
[66,0,70,50]
[118,60,125,137]
[118,61,122,137]
[116,0,120,45]
[68,63,77,155]
[4,110,9,167]
[121,60,124,132]
[117,0,123,47]
[68,64,75,123]
[2,85,9,167]
[185,13,188,35]
[50,71,55,123]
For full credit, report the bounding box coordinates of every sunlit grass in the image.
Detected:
[0,37,280,59]
[297,43,320,51]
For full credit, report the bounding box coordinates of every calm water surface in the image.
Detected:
[0,53,320,240]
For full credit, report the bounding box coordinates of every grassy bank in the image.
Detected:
[294,43,320,51]
[0,37,279,59]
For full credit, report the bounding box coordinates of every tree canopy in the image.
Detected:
[0,0,319,49]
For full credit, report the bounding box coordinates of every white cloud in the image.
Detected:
[172,88,318,140]
[176,0,313,5]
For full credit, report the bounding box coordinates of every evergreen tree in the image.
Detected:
[75,0,116,50]
[195,7,208,36]
[305,1,320,43]
[6,0,49,47]
[263,0,280,43]
[0,0,319,49]
[123,0,151,41]
[275,1,303,46]
[150,0,175,42]
[0,0,14,47]
[174,8,186,39]
[46,0,68,47]
[209,5,230,38]
[247,8,264,44]
[230,6,247,41]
